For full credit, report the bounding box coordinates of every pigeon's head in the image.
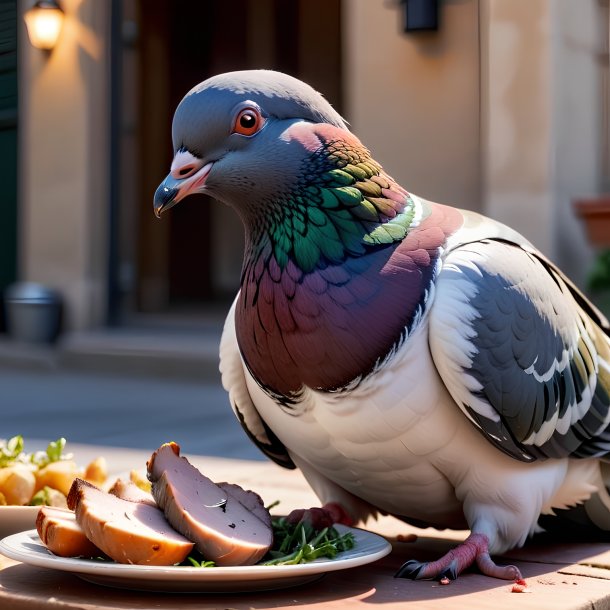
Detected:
[153,69,350,220]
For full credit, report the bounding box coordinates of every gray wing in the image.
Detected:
[429,238,610,462]
[219,297,295,469]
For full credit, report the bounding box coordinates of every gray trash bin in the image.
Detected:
[4,282,63,344]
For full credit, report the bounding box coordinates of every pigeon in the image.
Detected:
[153,69,610,582]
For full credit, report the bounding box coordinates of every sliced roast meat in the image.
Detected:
[67,478,193,565]
[217,482,272,529]
[36,506,102,558]
[147,442,273,566]
[108,478,155,506]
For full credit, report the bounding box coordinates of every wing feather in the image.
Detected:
[430,239,610,462]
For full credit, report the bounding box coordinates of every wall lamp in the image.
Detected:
[401,0,439,32]
[24,1,64,51]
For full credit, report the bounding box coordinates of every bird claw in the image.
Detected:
[394,533,522,582]
[394,559,458,582]
[394,559,427,580]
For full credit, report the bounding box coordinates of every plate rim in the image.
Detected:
[0,524,392,585]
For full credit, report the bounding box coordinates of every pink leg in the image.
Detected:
[321,502,355,526]
[285,502,354,529]
[395,533,522,582]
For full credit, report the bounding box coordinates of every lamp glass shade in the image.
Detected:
[24,2,64,50]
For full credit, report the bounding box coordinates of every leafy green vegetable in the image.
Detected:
[186,557,216,568]
[262,516,355,566]
[29,485,68,507]
[181,515,355,568]
[32,437,68,468]
[0,435,24,467]
[0,435,70,470]
[47,438,67,463]
[180,550,216,568]
[29,487,53,506]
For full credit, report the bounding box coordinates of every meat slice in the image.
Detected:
[147,442,273,566]
[108,478,155,506]
[36,506,102,558]
[217,482,272,529]
[67,478,193,565]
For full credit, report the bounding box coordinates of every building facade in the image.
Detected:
[5,0,610,333]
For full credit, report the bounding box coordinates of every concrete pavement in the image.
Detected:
[0,326,265,461]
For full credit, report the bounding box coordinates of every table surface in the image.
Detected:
[1,442,610,610]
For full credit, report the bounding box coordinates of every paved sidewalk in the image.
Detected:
[0,317,225,381]
[0,323,263,461]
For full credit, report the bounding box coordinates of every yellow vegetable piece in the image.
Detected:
[0,465,36,505]
[84,457,107,486]
[129,469,151,492]
[35,460,80,497]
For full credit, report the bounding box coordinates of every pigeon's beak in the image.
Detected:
[153,175,182,218]
[153,154,214,218]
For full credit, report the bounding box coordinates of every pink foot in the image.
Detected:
[321,502,355,526]
[286,502,354,529]
[394,533,522,582]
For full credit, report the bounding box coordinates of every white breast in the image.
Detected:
[244,321,470,526]
[225,299,600,551]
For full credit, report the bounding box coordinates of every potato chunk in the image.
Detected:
[35,460,80,496]
[84,457,107,486]
[0,465,36,505]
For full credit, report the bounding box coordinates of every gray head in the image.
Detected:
[153,70,349,217]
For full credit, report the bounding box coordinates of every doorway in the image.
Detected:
[113,0,342,320]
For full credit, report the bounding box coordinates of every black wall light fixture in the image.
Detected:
[401,0,439,32]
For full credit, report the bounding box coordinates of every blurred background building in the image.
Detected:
[1,0,609,337]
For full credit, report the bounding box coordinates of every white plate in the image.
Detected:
[0,526,392,593]
[0,506,39,539]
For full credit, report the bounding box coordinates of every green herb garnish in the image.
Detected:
[0,435,70,470]
[186,557,216,568]
[262,516,355,566]
[180,515,355,568]
[180,549,216,568]
[29,486,54,506]
[31,437,68,468]
[0,435,24,467]
[29,485,68,507]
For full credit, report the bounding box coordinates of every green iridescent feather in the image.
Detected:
[268,142,417,272]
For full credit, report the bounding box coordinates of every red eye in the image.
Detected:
[232,108,264,136]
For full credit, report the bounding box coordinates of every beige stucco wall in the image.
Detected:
[549,0,604,281]
[480,0,602,280]
[18,0,110,330]
[480,0,554,254]
[343,0,482,211]
[344,0,605,287]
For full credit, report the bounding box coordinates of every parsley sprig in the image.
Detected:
[262,516,355,566]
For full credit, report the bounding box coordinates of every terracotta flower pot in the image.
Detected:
[573,196,610,247]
